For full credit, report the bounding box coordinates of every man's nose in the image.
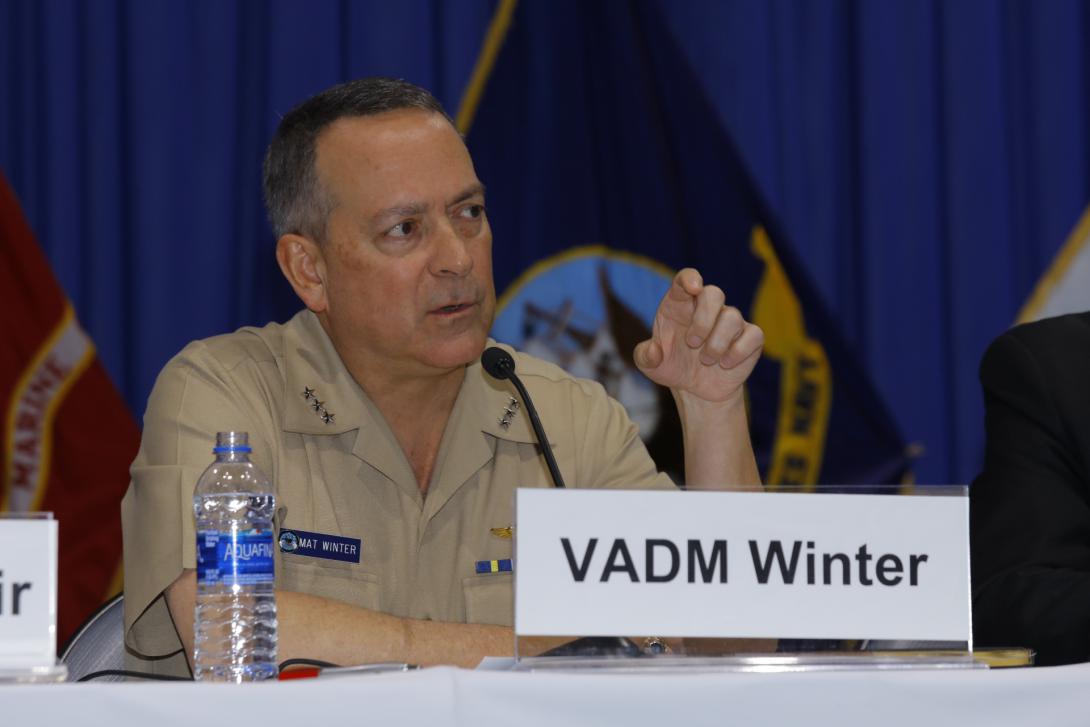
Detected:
[429,221,473,276]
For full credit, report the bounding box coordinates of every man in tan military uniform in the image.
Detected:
[121,78,764,675]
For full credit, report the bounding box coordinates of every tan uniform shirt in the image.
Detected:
[121,310,674,671]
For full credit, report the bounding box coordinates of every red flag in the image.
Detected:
[0,174,139,644]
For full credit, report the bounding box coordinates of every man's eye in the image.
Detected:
[389,220,416,237]
[460,204,484,220]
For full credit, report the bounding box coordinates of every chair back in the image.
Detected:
[60,594,125,682]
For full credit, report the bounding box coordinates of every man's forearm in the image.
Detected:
[673,389,762,491]
[166,569,515,670]
[278,589,513,667]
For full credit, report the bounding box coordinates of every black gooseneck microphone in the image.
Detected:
[481,346,566,488]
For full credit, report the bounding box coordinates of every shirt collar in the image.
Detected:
[463,342,545,445]
[281,317,546,446]
[281,310,371,436]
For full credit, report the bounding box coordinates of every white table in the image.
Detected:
[5,662,1090,726]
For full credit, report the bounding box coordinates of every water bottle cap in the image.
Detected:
[213,431,251,453]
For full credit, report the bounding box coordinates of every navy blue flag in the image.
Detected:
[462,0,908,487]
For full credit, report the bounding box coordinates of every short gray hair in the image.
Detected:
[262,77,452,242]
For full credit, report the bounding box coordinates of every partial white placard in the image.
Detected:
[515,489,970,642]
[0,516,58,668]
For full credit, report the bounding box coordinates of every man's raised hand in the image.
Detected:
[633,268,763,404]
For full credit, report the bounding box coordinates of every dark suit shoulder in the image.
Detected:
[997,311,1090,360]
[981,312,1090,394]
[977,311,1090,505]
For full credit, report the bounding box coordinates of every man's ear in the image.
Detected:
[276,234,328,313]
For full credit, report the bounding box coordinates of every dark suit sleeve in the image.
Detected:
[971,326,1090,665]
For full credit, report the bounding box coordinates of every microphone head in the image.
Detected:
[481,346,515,380]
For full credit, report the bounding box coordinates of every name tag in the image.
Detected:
[278,528,361,564]
[0,516,58,669]
[515,489,971,642]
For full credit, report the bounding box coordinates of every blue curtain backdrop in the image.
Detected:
[1,0,1088,485]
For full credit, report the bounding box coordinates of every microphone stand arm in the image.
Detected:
[506,372,567,489]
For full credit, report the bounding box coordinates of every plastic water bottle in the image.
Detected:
[193,431,278,681]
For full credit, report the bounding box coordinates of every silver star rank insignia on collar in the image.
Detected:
[303,387,335,425]
[499,396,520,429]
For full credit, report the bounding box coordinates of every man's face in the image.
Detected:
[312,110,495,380]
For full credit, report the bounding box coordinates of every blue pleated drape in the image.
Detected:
[2,0,1088,484]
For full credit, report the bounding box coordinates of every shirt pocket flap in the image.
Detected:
[280,558,381,611]
[462,572,513,626]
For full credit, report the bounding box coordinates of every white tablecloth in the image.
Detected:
[5,662,1090,726]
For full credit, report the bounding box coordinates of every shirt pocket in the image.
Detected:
[462,572,513,626]
[279,557,382,611]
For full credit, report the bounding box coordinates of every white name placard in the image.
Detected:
[0,516,58,668]
[515,489,971,642]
